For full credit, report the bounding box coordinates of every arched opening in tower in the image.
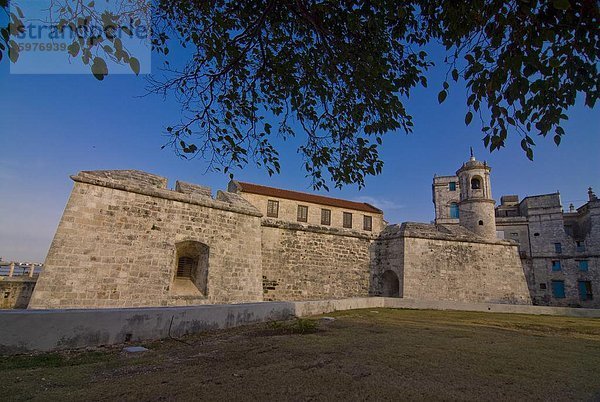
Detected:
[382,270,400,297]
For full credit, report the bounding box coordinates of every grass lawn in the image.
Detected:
[2,308,600,401]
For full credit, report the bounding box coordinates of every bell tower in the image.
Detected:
[455,150,496,239]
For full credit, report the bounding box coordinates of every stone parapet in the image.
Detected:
[72,170,261,217]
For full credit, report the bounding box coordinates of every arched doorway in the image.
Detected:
[382,270,400,297]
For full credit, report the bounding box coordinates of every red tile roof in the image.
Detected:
[235,181,383,214]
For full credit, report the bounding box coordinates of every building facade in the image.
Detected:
[29,170,384,308]
[433,166,600,308]
[28,154,594,310]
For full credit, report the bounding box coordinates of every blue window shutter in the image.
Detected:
[579,281,587,301]
[552,261,561,271]
[551,281,565,298]
[449,182,456,191]
[579,261,589,271]
[450,203,459,219]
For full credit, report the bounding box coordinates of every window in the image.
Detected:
[343,212,353,229]
[471,177,481,190]
[578,260,589,272]
[578,281,593,301]
[478,220,484,226]
[539,283,547,290]
[551,280,566,298]
[449,203,459,219]
[551,260,561,271]
[554,243,562,253]
[174,241,209,296]
[321,209,331,225]
[576,241,585,252]
[363,215,372,231]
[177,256,196,279]
[267,200,279,218]
[448,181,456,191]
[297,205,308,222]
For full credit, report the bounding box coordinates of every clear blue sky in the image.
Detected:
[0,45,598,262]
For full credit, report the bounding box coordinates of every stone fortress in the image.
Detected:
[433,159,600,308]
[26,154,598,309]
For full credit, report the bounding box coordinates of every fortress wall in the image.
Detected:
[0,278,37,309]
[402,236,531,304]
[260,220,373,301]
[29,171,263,309]
[369,235,404,297]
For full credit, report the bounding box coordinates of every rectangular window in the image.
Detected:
[343,212,353,229]
[576,241,585,252]
[551,280,566,299]
[450,203,459,219]
[297,205,308,222]
[321,209,331,225]
[539,283,547,290]
[363,215,372,231]
[554,243,562,254]
[177,256,196,279]
[267,200,279,218]
[448,181,456,191]
[551,260,561,271]
[578,281,593,301]
[578,260,589,272]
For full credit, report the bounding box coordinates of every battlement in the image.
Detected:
[71,170,261,217]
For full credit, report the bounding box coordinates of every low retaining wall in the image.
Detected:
[382,298,600,318]
[0,302,295,355]
[1,297,598,354]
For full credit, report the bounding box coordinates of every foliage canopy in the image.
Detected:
[1,0,598,189]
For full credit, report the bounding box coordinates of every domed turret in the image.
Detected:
[455,150,496,239]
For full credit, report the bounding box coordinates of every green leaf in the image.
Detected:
[526,148,534,161]
[438,90,447,104]
[91,57,108,81]
[68,42,80,57]
[553,135,561,146]
[129,57,140,75]
[465,111,473,126]
[8,40,18,63]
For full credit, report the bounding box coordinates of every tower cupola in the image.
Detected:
[455,150,496,239]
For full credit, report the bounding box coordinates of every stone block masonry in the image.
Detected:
[28,170,264,309]
[0,278,37,309]
[371,223,532,304]
[260,219,375,301]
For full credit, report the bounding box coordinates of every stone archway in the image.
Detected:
[382,270,400,297]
